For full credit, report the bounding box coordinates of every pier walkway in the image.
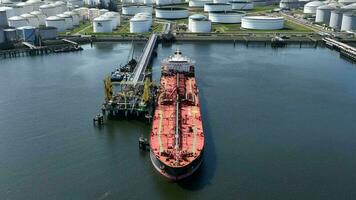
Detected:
[132,34,158,85]
[323,37,356,61]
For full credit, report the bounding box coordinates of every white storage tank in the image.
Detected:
[16,26,37,42]
[189,14,211,32]
[303,1,324,14]
[189,0,213,7]
[11,5,26,16]
[4,28,18,42]
[156,0,181,5]
[74,7,89,21]
[57,14,73,29]
[209,11,245,23]
[8,16,29,28]
[45,16,66,32]
[16,2,33,13]
[64,11,80,26]
[241,16,284,29]
[38,26,57,39]
[40,4,57,17]
[54,1,67,13]
[213,0,228,3]
[329,9,344,30]
[21,13,40,27]
[136,12,152,26]
[130,15,150,33]
[341,11,356,31]
[0,28,4,44]
[88,8,100,20]
[4,28,17,42]
[30,11,46,26]
[279,0,300,9]
[155,7,188,19]
[27,0,45,10]
[122,5,153,16]
[0,9,8,27]
[99,9,108,15]
[144,0,154,5]
[315,4,338,24]
[204,3,232,12]
[0,6,15,19]
[103,12,120,29]
[67,0,85,7]
[339,0,356,5]
[229,0,254,10]
[93,16,112,32]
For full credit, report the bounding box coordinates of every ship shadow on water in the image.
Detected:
[177,79,217,191]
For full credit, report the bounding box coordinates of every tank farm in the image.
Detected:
[96,35,205,180]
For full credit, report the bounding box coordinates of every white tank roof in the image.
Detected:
[9,16,25,20]
[54,1,66,5]
[341,3,356,9]
[0,6,13,11]
[21,13,36,18]
[40,4,55,8]
[30,11,42,15]
[16,2,27,6]
[305,1,324,6]
[243,16,284,20]
[280,0,299,2]
[57,14,71,18]
[93,16,111,21]
[46,16,65,20]
[27,0,42,3]
[189,14,207,20]
[16,25,36,30]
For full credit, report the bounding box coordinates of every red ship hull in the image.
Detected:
[150,50,205,181]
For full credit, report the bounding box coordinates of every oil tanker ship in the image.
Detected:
[150,49,205,181]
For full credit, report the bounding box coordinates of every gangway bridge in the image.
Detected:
[131,34,158,85]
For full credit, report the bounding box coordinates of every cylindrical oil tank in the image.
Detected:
[93,16,112,32]
[26,0,44,11]
[0,28,4,44]
[189,0,213,7]
[189,14,211,32]
[4,28,18,42]
[53,1,67,13]
[279,0,300,9]
[155,7,188,19]
[30,11,46,26]
[99,9,108,15]
[208,11,245,23]
[122,5,153,16]
[40,4,57,17]
[303,1,324,14]
[315,5,338,24]
[16,26,37,42]
[156,0,181,5]
[229,0,254,10]
[341,11,356,31]
[88,8,100,20]
[0,9,8,27]
[16,2,33,13]
[103,12,120,29]
[46,16,66,32]
[74,7,89,21]
[241,16,284,29]
[38,26,57,39]
[21,13,40,27]
[8,16,29,28]
[64,11,80,26]
[57,14,73,30]
[339,0,356,5]
[130,16,150,33]
[144,0,154,5]
[213,0,229,3]
[329,9,344,30]
[67,0,84,7]
[204,3,232,12]
[11,5,26,16]
[0,6,15,19]
[136,12,152,26]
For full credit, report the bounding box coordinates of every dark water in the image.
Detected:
[1,42,356,200]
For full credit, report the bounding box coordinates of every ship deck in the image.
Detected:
[150,72,204,168]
